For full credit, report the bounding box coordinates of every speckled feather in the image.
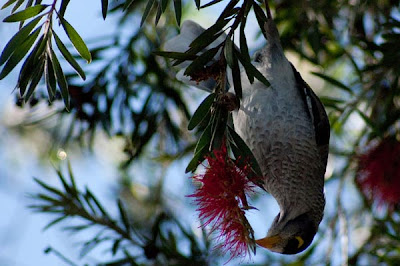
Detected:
[231,20,329,225]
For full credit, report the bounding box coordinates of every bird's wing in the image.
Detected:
[291,64,330,167]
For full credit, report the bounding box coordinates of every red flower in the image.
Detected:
[189,146,256,260]
[356,137,400,209]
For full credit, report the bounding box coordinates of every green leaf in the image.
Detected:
[194,124,212,154]
[200,0,223,8]
[53,31,86,80]
[49,48,70,109]
[45,55,56,101]
[185,145,207,173]
[173,0,181,25]
[123,0,135,10]
[60,18,92,63]
[224,38,234,67]
[311,72,354,95]
[24,58,44,101]
[3,4,48,22]
[153,51,197,61]
[16,35,44,95]
[0,26,40,80]
[43,216,67,231]
[33,177,65,197]
[59,0,70,18]
[101,0,108,19]
[188,93,215,130]
[194,0,200,9]
[1,0,18,10]
[11,0,25,13]
[228,126,262,177]
[187,18,229,54]
[118,199,130,233]
[235,49,270,87]
[140,0,155,26]
[231,53,242,99]
[253,2,268,38]
[184,46,220,76]
[210,107,228,150]
[0,16,42,65]
[161,0,169,12]
[112,239,122,256]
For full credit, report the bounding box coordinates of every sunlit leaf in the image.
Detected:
[53,31,86,80]
[3,4,48,22]
[60,18,92,63]
[0,26,40,80]
[0,16,42,65]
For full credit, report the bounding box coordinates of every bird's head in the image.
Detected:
[256,211,318,254]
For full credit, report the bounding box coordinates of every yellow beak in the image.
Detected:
[256,235,282,249]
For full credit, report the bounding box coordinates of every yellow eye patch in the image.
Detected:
[295,236,304,248]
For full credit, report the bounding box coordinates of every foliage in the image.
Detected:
[1,0,400,265]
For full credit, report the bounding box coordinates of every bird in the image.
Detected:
[164,3,330,255]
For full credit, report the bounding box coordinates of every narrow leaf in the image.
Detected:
[236,49,270,87]
[194,124,212,154]
[59,0,70,18]
[49,48,70,109]
[0,27,41,80]
[200,0,223,8]
[188,93,215,130]
[184,46,220,76]
[45,54,56,101]
[312,72,354,95]
[11,0,25,13]
[123,0,136,10]
[24,58,44,101]
[3,4,48,22]
[140,0,155,26]
[194,0,200,9]
[1,0,18,10]
[173,0,181,25]
[0,16,42,65]
[153,51,197,61]
[101,0,108,20]
[60,18,92,63]
[53,31,86,80]
[228,126,262,177]
[33,177,65,197]
[185,145,207,173]
[43,216,67,231]
[118,199,130,233]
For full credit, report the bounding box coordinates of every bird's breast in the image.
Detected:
[232,82,325,218]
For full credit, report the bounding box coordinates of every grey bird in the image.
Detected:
[164,6,330,255]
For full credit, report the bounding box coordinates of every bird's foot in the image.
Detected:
[219,92,239,111]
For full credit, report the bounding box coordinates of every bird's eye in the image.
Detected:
[295,236,304,248]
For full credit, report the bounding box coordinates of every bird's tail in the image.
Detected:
[164,20,227,92]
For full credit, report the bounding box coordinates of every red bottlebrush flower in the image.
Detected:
[188,145,256,260]
[356,137,400,209]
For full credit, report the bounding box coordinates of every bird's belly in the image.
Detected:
[232,87,323,209]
